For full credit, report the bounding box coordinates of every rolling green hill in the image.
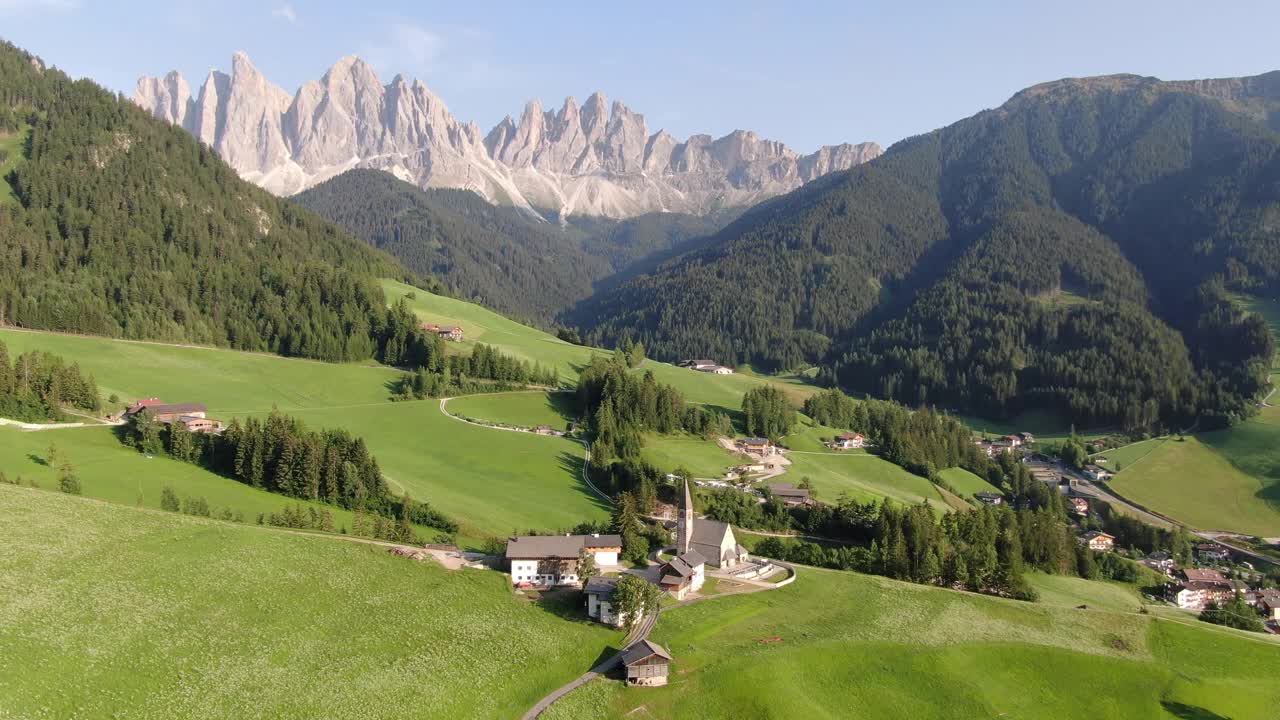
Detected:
[547,566,1280,719]
[574,71,1280,432]
[0,486,620,719]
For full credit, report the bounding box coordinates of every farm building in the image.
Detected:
[418,323,464,341]
[831,431,865,450]
[676,478,748,569]
[679,359,717,370]
[973,492,1003,506]
[124,400,207,422]
[737,437,776,457]
[658,549,706,600]
[1079,531,1115,552]
[766,483,812,506]
[583,577,629,627]
[1083,465,1113,481]
[505,534,622,587]
[175,416,224,434]
[621,640,672,687]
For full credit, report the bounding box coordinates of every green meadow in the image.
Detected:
[549,566,1280,719]
[0,486,621,720]
[446,390,577,429]
[641,434,744,479]
[787,452,944,508]
[0,425,370,532]
[0,124,30,205]
[0,328,610,540]
[937,467,1001,498]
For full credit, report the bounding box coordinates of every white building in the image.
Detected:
[584,577,632,627]
[506,534,622,587]
[676,478,748,569]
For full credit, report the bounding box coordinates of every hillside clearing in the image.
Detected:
[445,390,576,430]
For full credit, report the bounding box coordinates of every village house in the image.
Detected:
[505,534,622,587]
[679,359,718,371]
[1195,543,1230,564]
[1172,569,1235,610]
[1017,432,1035,445]
[1256,589,1280,621]
[701,364,734,375]
[621,639,672,687]
[734,463,768,476]
[418,323,464,342]
[1141,551,1176,575]
[1069,497,1090,515]
[973,492,1004,506]
[737,437,776,457]
[766,482,812,507]
[1003,434,1022,448]
[583,576,630,627]
[1079,530,1115,552]
[658,549,706,600]
[1083,465,1113,481]
[831,431,865,450]
[176,416,225,434]
[676,478,748,569]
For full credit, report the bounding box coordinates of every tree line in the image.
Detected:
[0,340,99,421]
[121,409,457,535]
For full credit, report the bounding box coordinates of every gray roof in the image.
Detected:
[690,518,732,546]
[505,534,623,560]
[133,402,207,416]
[767,483,809,498]
[583,576,617,598]
[664,550,706,579]
[621,639,672,666]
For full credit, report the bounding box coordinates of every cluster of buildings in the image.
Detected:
[122,399,223,434]
[974,431,1035,457]
[735,437,776,457]
[417,323,465,342]
[678,359,734,375]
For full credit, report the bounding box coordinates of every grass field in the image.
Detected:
[382,279,817,408]
[787,453,944,508]
[0,328,610,541]
[548,566,1280,719]
[0,486,621,719]
[1109,435,1280,536]
[640,434,744,478]
[937,467,1000,498]
[445,390,577,429]
[0,426,373,533]
[1092,438,1164,470]
[1025,571,1146,613]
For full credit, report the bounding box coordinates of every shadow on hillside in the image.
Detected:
[1159,701,1231,720]
[546,392,578,423]
[557,451,612,513]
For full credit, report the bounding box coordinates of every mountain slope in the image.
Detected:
[0,41,433,362]
[294,170,734,324]
[134,52,882,219]
[574,71,1280,429]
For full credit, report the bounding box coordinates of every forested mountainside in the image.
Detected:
[0,41,440,362]
[573,71,1280,430]
[294,170,731,324]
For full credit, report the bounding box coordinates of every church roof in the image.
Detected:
[690,518,733,546]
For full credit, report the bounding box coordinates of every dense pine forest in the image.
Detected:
[0,41,444,363]
[573,73,1280,431]
[295,170,730,326]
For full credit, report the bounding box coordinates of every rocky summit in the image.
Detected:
[134,52,881,218]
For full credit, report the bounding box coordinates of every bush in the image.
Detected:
[182,496,211,517]
[159,486,180,512]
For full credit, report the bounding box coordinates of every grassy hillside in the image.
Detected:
[0,328,609,540]
[787,453,944,507]
[446,390,576,429]
[0,486,620,719]
[382,279,816,408]
[548,566,1280,719]
[937,467,1001,497]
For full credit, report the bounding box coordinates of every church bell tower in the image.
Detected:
[677,477,694,554]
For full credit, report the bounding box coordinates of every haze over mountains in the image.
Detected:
[134,52,882,219]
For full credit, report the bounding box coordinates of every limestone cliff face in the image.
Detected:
[135,52,882,218]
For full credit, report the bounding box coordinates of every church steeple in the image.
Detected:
[677,477,694,554]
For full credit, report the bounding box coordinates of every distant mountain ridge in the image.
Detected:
[134,52,881,219]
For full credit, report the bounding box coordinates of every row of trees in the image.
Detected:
[391,340,559,401]
[0,341,99,421]
[121,409,457,535]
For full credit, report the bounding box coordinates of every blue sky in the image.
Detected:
[3,0,1278,152]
